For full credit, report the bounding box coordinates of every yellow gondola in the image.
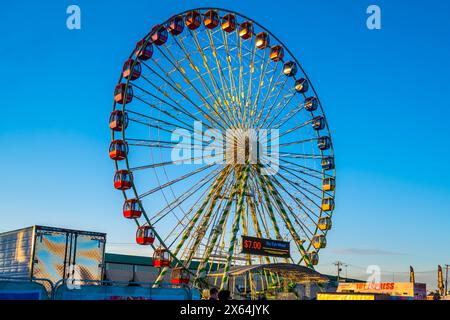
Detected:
[318,217,332,231]
[312,235,327,249]
[322,178,335,191]
[321,198,335,211]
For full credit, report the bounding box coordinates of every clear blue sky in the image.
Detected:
[1,0,449,288]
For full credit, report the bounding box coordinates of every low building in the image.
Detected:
[336,282,427,300]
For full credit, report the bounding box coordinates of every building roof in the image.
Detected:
[206,263,330,283]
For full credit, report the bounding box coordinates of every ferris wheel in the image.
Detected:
[109,8,336,289]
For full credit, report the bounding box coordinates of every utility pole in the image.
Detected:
[334,261,347,282]
[445,264,449,296]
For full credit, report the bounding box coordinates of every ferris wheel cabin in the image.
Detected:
[239,21,254,40]
[153,248,171,267]
[317,136,331,150]
[322,177,336,191]
[109,140,128,160]
[321,198,335,212]
[204,10,219,29]
[307,251,319,265]
[135,39,153,61]
[185,10,202,30]
[321,156,335,170]
[256,32,270,49]
[114,83,133,105]
[283,61,297,77]
[222,13,237,32]
[312,235,327,249]
[123,199,142,219]
[122,59,141,81]
[304,97,318,112]
[269,45,284,62]
[109,110,129,131]
[171,268,190,285]
[136,226,155,245]
[150,25,168,45]
[318,216,332,231]
[168,15,184,35]
[295,78,309,94]
[114,170,132,190]
[312,116,325,131]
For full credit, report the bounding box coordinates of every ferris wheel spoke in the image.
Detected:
[277,118,314,139]
[257,173,312,267]
[132,84,198,126]
[205,28,242,122]
[280,167,323,199]
[141,60,216,129]
[149,167,222,226]
[128,117,177,134]
[275,137,319,148]
[127,139,211,150]
[249,171,291,263]
[277,164,326,197]
[219,27,243,122]
[129,152,222,172]
[272,99,309,129]
[280,157,333,179]
[236,32,247,119]
[189,29,240,128]
[181,171,233,267]
[196,168,244,278]
[255,77,289,128]
[138,74,207,125]
[246,194,271,264]
[138,163,215,199]
[155,45,230,131]
[278,152,323,159]
[247,50,271,127]
[126,108,191,131]
[241,38,258,127]
[268,173,320,229]
[250,62,282,128]
[247,177,274,240]
[220,164,251,289]
[169,37,236,129]
[250,168,283,241]
[182,179,237,278]
[263,91,297,129]
[141,61,199,121]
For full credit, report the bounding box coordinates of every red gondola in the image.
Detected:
[221,13,237,33]
[168,15,184,35]
[114,170,132,190]
[123,199,143,219]
[109,110,129,131]
[122,59,142,81]
[136,226,155,245]
[269,45,284,62]
[204,10,219,29]
[153,248,171,267]
[239,21,253,40]
[151,25,168,45]
[114,83,133,104]
[185,10,202,30]
[109,140,128,160]
[255,32,270,49]
[135,39,153,61]
[170,267,190,285]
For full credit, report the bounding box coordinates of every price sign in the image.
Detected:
[241,235,290,258]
